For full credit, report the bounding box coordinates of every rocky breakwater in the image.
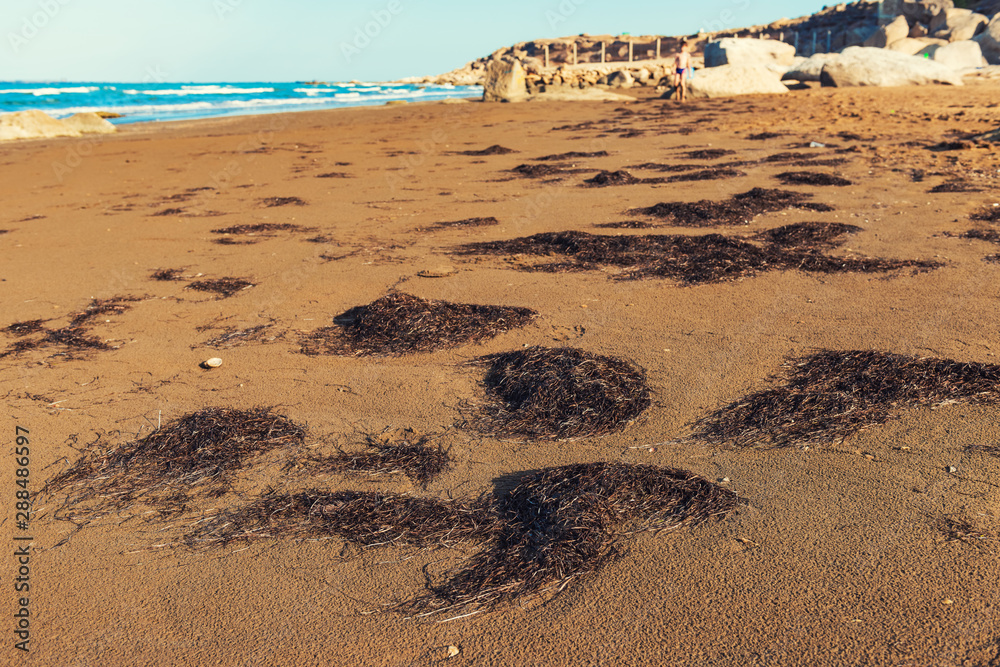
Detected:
[0,110,117,142]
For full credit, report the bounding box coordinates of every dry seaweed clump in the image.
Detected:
[45,407,307,521]
[972,206,1000,223]
[420,217,499,231]
[4,319,46,336]
[533,150,609,161]
[183,462,737,617]
[458,145,518,156]
[69,296,142,326]
[259,196,306,207]
[186,277,255,299]
[750,222,863,250]
[629,187,833,227]
[150,268,186,281]
[463,346,652,439]
[411,463,738,617]
[454,230,938,285]
[961,229,1000,244]
[302,429,449,486]
[0,326,110,360]
[775,172,852,186]
[211,222,308,244]
[692,350,1000,448]
[186,490,492,550]
[300,292,537,356]
[583,170,642,187]
[684,148,735,160]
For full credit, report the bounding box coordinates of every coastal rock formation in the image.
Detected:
[919,40,988,68]
[688,64,789,98]
[0,110,116,141]
[781,53,839,81]
[864,14,911,47]
[482,57,528,102]
[607,70,635,88]
[820,46,965,86]
[880,0,955,26]
[930,8,989,40]
[886,36,947,54]
[974,15,1000,63]
[704,38,797,68]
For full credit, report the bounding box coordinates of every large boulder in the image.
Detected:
[974,15,1000,64]
[62,113,116,135]
[880,0,954,26]
[0,109,117,141]
[887,37,947,55]
[864,15,911,47]
[820,46,964,86]
[688,65,789,98]
[929,8,988,41]
[607,70,635,88]
[482,57,528,102]
[703,38,796,68]
[918,40,988,69]
[781,53,839,82]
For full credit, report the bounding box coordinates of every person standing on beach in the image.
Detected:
[673,40,692,102]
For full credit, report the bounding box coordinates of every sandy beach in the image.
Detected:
[3,83,1000,666]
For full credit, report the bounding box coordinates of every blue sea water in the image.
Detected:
[0,81,482,125]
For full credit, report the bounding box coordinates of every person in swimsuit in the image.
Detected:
[673,40,691,102]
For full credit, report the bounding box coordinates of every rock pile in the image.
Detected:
[426,0,998,101]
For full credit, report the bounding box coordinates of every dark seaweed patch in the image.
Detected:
[300,293,536,356]
[186,277,255,299]
[463,346,652,439]
[775,172,852,187]
[692,350,1000,448]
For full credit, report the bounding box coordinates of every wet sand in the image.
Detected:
[2,83,1000,666]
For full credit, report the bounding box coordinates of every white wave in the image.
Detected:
[0,86,99,96]
[121,86,275,96]
[37,85,483,120]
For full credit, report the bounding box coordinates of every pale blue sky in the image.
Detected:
[2,0,829,82]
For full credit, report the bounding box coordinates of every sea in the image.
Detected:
[0,81,482,125]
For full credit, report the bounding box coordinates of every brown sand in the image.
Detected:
[3,84,1000,666]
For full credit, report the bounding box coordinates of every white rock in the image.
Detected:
[607,70,635,88]
[703,38,797,68]
[864,15,911,48]
[688,65,789,98]
[62,113,116,135]
[482,57,528,102]
[930,8,988,42]
[0,109,116,141]
[886,37,945,55]
[974,14,1000,64]
[781,53,839,82]
[202,358,223,368]
[919,40,987,69]
[820,46,964,87]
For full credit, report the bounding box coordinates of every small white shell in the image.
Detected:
[202,357,223,369]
